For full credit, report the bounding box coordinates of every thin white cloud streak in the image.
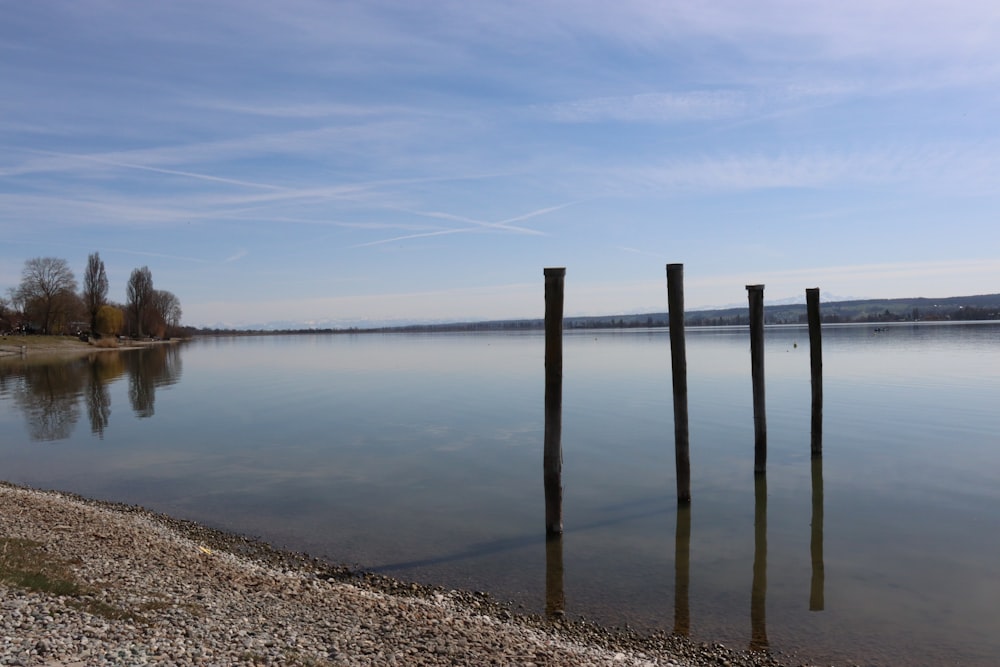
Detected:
[531,1,1000,66]
[0,122,417,178]
[9,149,287,191]
[0,238,205,265]
[602,143,1000,195]
[399,201,578,234]
[400,210,542,236]
[350,228,472,248]
[353,202,576,247]
[4,140,996,234]
[535,82,867,128]
[541,91,752,123]
[190,100,413,119]
[0,193,207,227]
[497,201,580,225]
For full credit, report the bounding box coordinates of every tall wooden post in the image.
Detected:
[806,288,823,457]
[746,285,766,473]
[544,268,566,535]
[667,264,691,503]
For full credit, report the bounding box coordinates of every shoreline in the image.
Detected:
[0,482,808,667]
[0,335,181,361]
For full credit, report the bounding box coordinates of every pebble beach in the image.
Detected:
[0,482,813,667]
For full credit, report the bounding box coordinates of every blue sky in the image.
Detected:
[2,1,999,328]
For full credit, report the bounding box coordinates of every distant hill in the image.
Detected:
[193,293,1000,335]
[374,293,1000,333]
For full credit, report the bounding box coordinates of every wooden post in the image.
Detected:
[810,456,825,611]
[673,503,691,636]
[750,472,769,651]
[544,267,565,535]
[746,285,766,473]
[806,287,823,457]
[666,264,691,504]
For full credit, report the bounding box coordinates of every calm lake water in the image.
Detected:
[2,323,999,666]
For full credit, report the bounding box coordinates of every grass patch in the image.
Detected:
[68,597,146,623]
[0,334,88,350]
[0,537,82,596]
[0,536,192,624]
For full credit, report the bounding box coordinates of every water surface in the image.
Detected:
[1,323,998,666]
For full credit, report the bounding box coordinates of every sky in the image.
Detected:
[2,1,999,328]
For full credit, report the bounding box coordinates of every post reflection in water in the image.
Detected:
[544,533,565,619]
[810,456,825,611]
[750,473,768,651]
[810,385,825,612]
[673,503,691,636]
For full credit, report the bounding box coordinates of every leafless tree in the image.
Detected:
[126,266,154,337]
[151,290,182,336]
[15,257,79,334]
[0,296,8,330]
[82,252,109,335]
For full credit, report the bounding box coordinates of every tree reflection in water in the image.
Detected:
[1,344,183,441]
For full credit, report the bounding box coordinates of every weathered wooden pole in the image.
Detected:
[666,263,691,504]
[806,287,823,457]
[750,472,769,651]
[746,284,766,473]
[810,456,825,611]
[544,267,566,535]
[673,503,691,636]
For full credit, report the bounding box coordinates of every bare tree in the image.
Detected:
[82,252,109,335]
[15,257,79,334]
[126,266,154,337]
[151,290,182,337]
[0,295,11,332]
[5,287,25,332]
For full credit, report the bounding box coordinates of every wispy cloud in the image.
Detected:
[350,229,471,248]
[600,142,1000,195]
[353,201,576,248]
[6,149,287,190]
[540,91,751,123]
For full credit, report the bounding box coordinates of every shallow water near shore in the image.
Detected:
[2,323,999,666]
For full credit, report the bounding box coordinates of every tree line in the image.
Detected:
[1,253,183,338]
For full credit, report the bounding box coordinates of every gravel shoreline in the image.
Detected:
[1,482,811,666]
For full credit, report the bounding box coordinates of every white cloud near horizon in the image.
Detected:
[182,258,1000,328]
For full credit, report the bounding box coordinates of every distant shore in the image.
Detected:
[0,482,805,667]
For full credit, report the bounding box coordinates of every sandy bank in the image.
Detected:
[0,336,178,361]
